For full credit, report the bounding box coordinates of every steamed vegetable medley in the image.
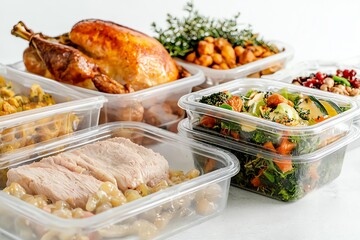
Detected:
[197,89,347,201]
[198,89,345,155]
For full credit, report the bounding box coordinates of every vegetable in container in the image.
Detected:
[152,1,284,77]
[190,87,352,201]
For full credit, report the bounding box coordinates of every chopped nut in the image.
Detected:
[350,88,360,96]
[324,77,334,88]
[320,84,328,91]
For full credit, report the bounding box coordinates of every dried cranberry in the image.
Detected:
[303,78,321,88]
[343,69,350,78]
[350,79,360,88]
[303,81,313,88]
[350,69,357,77]
[316,72,324,81]
[336,69,342,75]
[308,82,313,87]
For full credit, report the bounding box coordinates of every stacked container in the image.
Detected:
[178,78,360,201]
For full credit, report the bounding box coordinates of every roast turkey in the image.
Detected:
[11,19,180,93]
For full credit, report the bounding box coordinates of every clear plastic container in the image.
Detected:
[0,65,106,155]
[262,60,360,85]
[341,56,360,67]
[0,122,239,240]
[262,60,360,122]
[9,61,205,133]
[178,40,294,90]
[178,118,360,201]
[178,78,359,156]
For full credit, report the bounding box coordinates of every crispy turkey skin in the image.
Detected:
[12,19,180,93]
[69,19,179,91]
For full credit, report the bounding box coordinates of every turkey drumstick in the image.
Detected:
[12,21,132,94]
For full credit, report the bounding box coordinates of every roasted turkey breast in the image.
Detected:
[7,137,170,208]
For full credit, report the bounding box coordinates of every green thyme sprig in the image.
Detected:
[151,1,275,57]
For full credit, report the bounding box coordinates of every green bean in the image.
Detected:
[333,76,351,86]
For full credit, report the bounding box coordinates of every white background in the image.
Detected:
[1,0,360,65]
[1,0,360,240]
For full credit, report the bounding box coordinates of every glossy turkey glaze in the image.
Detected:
[23,19,179,93]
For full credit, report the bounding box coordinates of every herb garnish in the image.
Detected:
[151,1,275,57]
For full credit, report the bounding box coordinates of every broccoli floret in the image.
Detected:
[199,91,231,106]
[221,121,241,131]
[251,131,269,144]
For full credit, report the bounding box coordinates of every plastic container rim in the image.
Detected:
[178,118,360,163]
[175,40,294,75]
[0,121,239,230]
[262,60,360,100]
[263,60,360,84]
[7,61,206,99]
[178,78,359,134]
[0,96,106,128]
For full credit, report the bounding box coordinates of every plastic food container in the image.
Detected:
[178,40,294,90]
[0,65,106,155]
[178,118,360,201]
[341,56,360,67]
[0,122,239,240]
[178,78,359,156]
[9,61,205,132]
[262,60,360,122]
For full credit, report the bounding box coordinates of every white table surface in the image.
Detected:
[1,0,360,240]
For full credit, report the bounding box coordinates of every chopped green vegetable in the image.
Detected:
[325,100,343,114]
[219,103,233,110]
[199,92,231,106]
[340,105,351,112]
[229,147,342,201]
[197,89,346,156]
[269,103,300,124]
[309,96,328,116]
[195,87,348,201]
[333,75,351,86]
[279,88,300,103]
[248,100,266,116]
[221,121,241,132]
